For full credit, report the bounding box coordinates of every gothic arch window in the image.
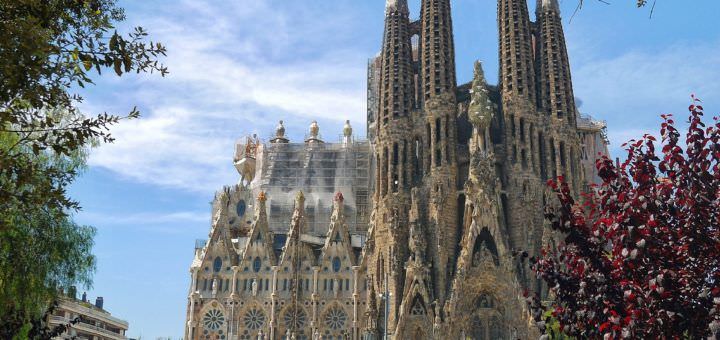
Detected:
[332,257,341,273]
[253,257,261,273]
[236,199,247,217]
[472,228,500,267]
[468,294,505,340]
[213,257,222,273]
[410,294,427,316]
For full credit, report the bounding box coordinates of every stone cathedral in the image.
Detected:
[183,0,610,339]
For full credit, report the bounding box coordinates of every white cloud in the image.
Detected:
[550,37,716,155]
[572,39,720,157]
[80,210,208,226]
[84,1,369,192]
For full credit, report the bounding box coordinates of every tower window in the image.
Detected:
[332,257,341,273]
[236,199,247,217]
[253,257,261,273]
[435,118,441,143]
[213,257,222,272]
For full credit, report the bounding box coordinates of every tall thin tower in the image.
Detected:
[370,0,415,333]
[419,0,459,307]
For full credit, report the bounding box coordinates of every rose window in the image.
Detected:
[323,307,347,330]
[282,306,307,330]
[203,309,225,331]
[243,308,266,330]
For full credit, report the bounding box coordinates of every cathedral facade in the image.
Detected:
[183,0,609,339]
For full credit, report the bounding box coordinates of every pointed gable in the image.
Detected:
[279,191,314,268]
[321,192,356,265]
[241,191,276,266]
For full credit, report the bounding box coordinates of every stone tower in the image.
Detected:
[184,0,611,339]
[536,0,584,193]
[369,0,415,334]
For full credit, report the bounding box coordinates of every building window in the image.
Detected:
[236,199,247,217]
[243,308,266,330]
[323,306,348,331]
[332,257,341,272]
[202,309,225,331]
[213,257,222,273]
[283,307,307,330]
[253,257,261,273]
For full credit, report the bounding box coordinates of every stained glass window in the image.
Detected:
[332,257,341,272]
[253,257,261,273]
[243,308,266,330]
[213,257,222,272]
[323,306,348,330]
[236,200,247,217]
[203,309,225,331]
[282,307,307,330]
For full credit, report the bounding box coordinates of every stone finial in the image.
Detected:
[305,120,324,144]
[468,60,496,129]
[295,191,305,207]
[309,120,319,138]
[343,120,353,137]
[270,120,290,144]
[275,120,286,138]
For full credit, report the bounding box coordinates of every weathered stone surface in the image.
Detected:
[183,1,610,339]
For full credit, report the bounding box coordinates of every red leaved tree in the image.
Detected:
[530,98,720,339]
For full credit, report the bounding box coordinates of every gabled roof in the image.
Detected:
[321,192,356,266]
[279,191,314,267]
[241,191,277,265]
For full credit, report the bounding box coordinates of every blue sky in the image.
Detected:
[68,0,720,338]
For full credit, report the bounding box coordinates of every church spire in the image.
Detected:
[377,0,414,134]
[420,0,457,103]
[536,0,577,125]
[498,0,536,105]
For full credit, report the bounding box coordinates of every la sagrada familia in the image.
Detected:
[184,0,610,339]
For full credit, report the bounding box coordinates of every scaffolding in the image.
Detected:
[251,140,373,237]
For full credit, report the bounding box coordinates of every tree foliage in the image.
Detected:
[0,0,166,337]
[530,99,720,338]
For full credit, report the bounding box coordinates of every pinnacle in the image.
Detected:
[386,0,409,14]
[538,0,560,12]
